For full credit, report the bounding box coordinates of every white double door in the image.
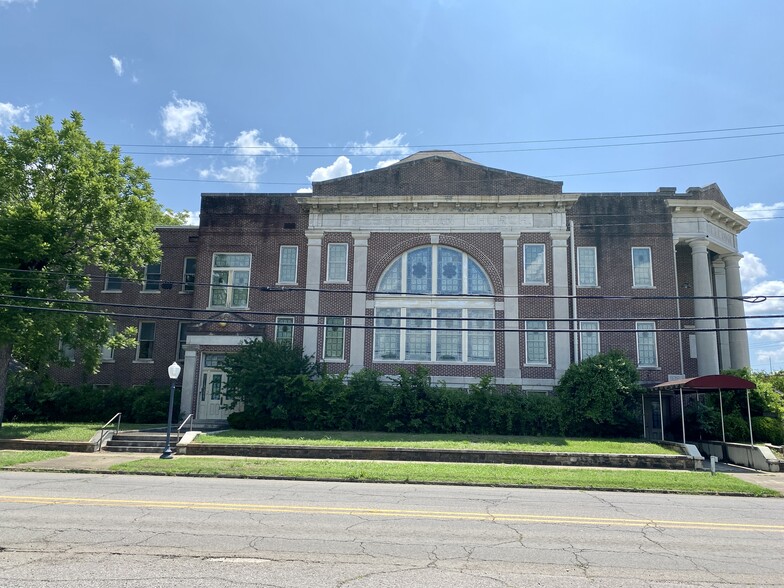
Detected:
[198,369,232,420]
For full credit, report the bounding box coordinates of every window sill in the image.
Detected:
[325,280,350,285]
[101,359,115,364]
[632,286,656,289]
[522,282,549,287]
[139,290,161,294]
[179,290,194,295]
[101,290,122,294]
[276,282,298,286]
[323,357,346,363]
[524,363,551,367]
[638,365,660,370]
[133,359,154,364]
[207,306,249,311]
[577,285,599,289]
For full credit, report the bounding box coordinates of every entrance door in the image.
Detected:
[198,369,230,420]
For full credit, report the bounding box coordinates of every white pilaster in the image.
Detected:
[712,259,731,370]
[502,233,521,380]
[689,238,719,375]
[179,344,198,419]
[303,230,323,359]
[722,253,751,369]
[551,231,571,378]
[349,232,370,373]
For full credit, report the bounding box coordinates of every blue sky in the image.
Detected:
[2,0,783,370]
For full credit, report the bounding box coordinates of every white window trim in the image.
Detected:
[277,245,299,285]
[326,243,349,283]
[631,247,654,288]
[141,262,162,293]
[101,324,116,362]
[576,246,598,287]
[103,273,123,293]
[524,320,549,365]
[275,316,295,348]
[523,243,547,285]
[578,320,600,361]
[176,321,190,362]
[323,317,346,361]
[135,321,155,362]
[636,321,659,368]
[181,257,197,293]
[209,252,252,310]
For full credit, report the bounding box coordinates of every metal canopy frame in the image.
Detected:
[650,375,757,446]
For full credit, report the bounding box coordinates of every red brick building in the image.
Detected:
[58,151,751,434]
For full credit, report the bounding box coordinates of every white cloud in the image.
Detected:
[296,187,313,194]
[131,74,140,84]
[307,156,353,183]
[154,156,189,168]
[110,55,123,77]
[744,279,784,316]
[347,133,411,157]
[0,101,30,132]
[739,251,767,289]
[198,130,299,188]
[734,202,784,222]
[160,95,212,145]
[0,0,37,6]
[184,210,200,226]
[376,158,400,169]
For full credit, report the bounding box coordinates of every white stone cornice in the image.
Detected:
[666,198,750,232]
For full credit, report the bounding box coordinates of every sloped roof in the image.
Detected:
[312,150,563,196]
[653,375,756,391]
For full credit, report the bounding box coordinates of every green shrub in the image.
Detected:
[751,416,784,445]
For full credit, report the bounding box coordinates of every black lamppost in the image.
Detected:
[160,361,181,459]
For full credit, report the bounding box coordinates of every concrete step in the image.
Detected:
[103,445,168,454]
[111,433,170,442]
[106,440,167,449]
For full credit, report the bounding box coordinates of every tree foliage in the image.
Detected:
[0,112,169,425]
[556,351,643,437]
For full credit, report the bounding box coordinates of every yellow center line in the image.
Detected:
[1,495,782,533]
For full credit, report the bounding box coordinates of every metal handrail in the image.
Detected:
[97,412,122,452]
[175,413,194,445]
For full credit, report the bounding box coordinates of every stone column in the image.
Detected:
[712,259,731,370]
[689,238,719,375]
[303,230,323,359]
[179,344,198,420]
[722,253,751,369]
[349,232,370,373]
[502,233,521,380]
[551,231,571,378]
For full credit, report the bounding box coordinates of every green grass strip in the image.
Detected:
[111,457,778,496]
[0,422,162,442]
[0,450,68,467]
[197,430,678,455]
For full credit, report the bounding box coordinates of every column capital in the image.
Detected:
[550,230,570,247]
[501,232,522,243]
[305,229,324,243]
[712,258,726,271]
[688,237,710,254]
[351,231,370,246]
[721,252,743,268]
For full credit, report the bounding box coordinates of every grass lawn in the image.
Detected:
[196,430,679,455]
[0,450,68,467]
[0,422,163,442]
[111,457,779,496]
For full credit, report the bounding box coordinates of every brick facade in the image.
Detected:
[54,151,751,432]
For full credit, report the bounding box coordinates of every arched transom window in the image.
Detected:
[374,246,495,364]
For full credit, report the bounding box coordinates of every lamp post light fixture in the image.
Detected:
[160,361,182,459]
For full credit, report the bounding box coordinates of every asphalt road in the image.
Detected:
[0,472,782,587]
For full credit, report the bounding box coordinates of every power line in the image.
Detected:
[113,123,784,150]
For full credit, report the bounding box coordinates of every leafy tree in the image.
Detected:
[222,339,318,429]
[556,351,643,437]
[0,112,170,426]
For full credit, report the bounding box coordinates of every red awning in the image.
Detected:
[652,374,756,392]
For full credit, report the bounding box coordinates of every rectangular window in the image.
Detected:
[632,247,653,287]
[326,243,348,282]
[101,325,116,361]
[104,273,122,292]
[182,258,196,292]
[59,341,76,362]
[323,317,345,360]
[523,244,546,284]
[374,308,401,360]
[405,309,431,361]
[577,247,597,287]
[278,246,298,284]
[525,320,548,364]
[210,253,251,308]
[636,321,658,367]
[579,321,600,361]
[275,317,294,348]
[143,263,161,291]
[467,309,494,362]
[436,309,462,362]
[136,322,156,360]
[176,322,190,361]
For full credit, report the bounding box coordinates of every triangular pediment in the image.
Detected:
[312,150,562,196]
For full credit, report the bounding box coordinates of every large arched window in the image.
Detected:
[374,246,495,364]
